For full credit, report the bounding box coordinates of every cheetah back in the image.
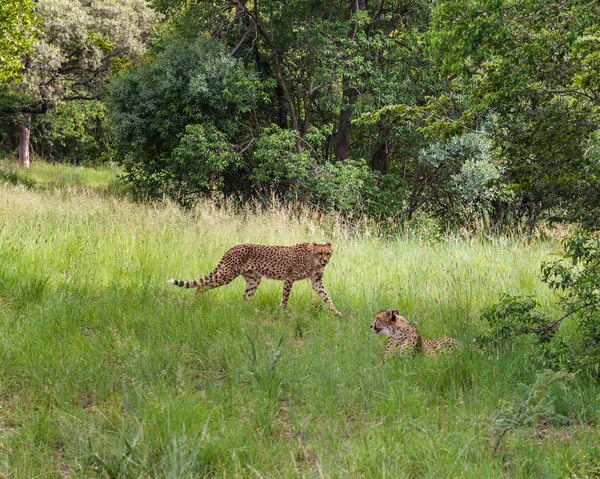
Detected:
[422,337,463,356]
[221,243,324,281]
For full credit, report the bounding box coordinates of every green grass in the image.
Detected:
[0,163,599,477]
[0,157,125,196]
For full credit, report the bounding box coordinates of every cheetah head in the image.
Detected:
[311,242,333,268]
[371,309,406,337]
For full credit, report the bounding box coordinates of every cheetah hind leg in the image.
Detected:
[242,271,262,300]
[280,279,294,308]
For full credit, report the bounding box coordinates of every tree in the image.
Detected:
[430,0,600,227]
[334,0,367,162]
[5,0,159,167]
[0,0,38,84]
[108,36,267,204]
[151,0,436,163]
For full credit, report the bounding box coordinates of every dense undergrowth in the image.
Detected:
[0,161,599,477]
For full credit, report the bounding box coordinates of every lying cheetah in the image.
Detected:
[370,309,422,356]
[168,242,342,316]
[370,309,462,359]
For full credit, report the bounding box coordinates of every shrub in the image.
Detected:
[250,125,375,213]
[417,132,509,224]
[479,232,600,378]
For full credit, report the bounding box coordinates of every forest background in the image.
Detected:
[3,0,600,227]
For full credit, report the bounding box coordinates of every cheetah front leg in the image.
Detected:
[311,275,342,316]
[385,338,404,360]
[281,279,294,308]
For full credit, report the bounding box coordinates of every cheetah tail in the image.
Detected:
[167,279,199,288]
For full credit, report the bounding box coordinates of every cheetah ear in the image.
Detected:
[326,242,331,247]
[390,309,400,321]
[312,242,317,246]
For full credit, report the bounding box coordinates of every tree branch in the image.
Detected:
[238,0,300,139]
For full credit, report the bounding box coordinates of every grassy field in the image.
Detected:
[0,158,125,196]
[1,162,599,478]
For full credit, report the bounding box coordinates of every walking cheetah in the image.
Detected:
[370,309,462,359]
[168,242,342,316]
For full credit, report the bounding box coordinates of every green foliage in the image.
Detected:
[493,98,600,227]
[250,126,315,194]
[111,44,374,211]
[0,0,38,84]
[32,100,116,164]
[542,233,600,361]
[312,158,374,213]
[572,24,600,94]
[488,370,571,452]
[250,125,375,212]
[109,36,266,202]
[480,232,600,377]
[21,0,159,106]
[480,295,550,344]
[413,132,508,225]
[170,124,243,202]
[430,0,600,229]
[125,0,455,216]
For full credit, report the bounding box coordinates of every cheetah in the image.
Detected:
[370,309,462,359]
[168,242,342,316]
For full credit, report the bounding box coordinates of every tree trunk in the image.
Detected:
[276,82,288,129]
[334,0,367,161]
[371,141,395,174]
[335,82,354,161]
[242,2,301,150]
[19,114,31,169]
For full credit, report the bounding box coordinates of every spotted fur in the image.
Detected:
[370,309,422,358]
[422,337,463,355]
[370,309,462,359]
[168,242,341,315]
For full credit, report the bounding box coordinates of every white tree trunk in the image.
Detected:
[18,114,31,168]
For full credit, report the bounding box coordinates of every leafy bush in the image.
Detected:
[417,132,508,224]
[170,124,243,204]
[108,35,267,202]
[479,232,600,378]
[250,125,374,213]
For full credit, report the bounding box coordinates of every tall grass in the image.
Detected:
[0,157,125,196]
[0,171,599,477]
